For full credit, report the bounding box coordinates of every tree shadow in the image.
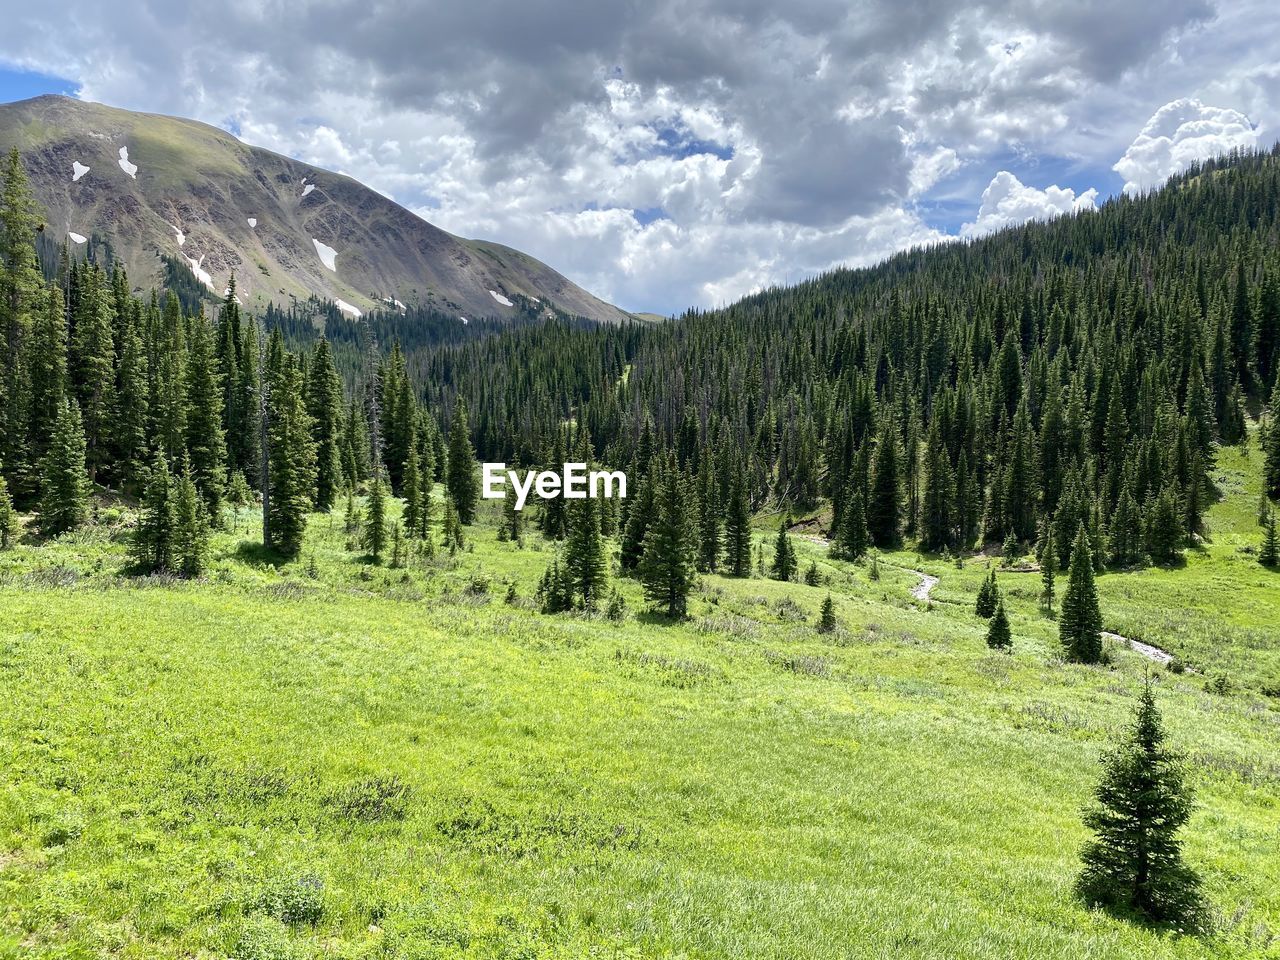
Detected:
[634,609,688,626]
[233,539,291,568]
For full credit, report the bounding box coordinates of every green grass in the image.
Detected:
[0,470,1278,958]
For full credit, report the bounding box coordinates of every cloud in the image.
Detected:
[1113,98,1259,194]
[960,171,1097,238]
[0,0,1276,313]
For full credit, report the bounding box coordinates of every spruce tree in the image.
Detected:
[1108,490,1143,567]
[402,445,423,536]
[639,456,696,617]
[1040,526,1056,615]
[621,461,658,572]
[1260,509,1279,568]
[173,464,210,578]
[1060,523,1104,663]
[306,336,345,512]
[365,471,388,562]
[132,451,176,573]
[723,472,753,577]
[818,594,837,633]
[771,518,797,581]
[39,400,90,537]
[1144,486,1183,563]
[442,495,465,551]
[975,566,998,618]
[696,463,721,572]
[986,598,1013,651]
[834,488,870,561]
[867,417,901,546]
[565,495,608,608]
[1076,680,1205,929]
[72,265,116,481]
[184,315,228,519]
[265,355,315,559]
[445,397,479,524]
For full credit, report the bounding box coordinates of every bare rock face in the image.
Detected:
[0,94,631,324]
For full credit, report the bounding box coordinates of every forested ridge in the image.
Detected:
[394,145,1280,572]
[3,144,1280,588]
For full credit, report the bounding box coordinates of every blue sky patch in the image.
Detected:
[0,65,77,104]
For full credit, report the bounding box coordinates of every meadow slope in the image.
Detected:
[0,445,1278,960]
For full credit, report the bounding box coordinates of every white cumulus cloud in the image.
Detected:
[960,171,1097,238]
[1113,98,1258,194]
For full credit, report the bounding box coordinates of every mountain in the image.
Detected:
[0,95,631,324]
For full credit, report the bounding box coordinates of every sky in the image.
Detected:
[0,0,1277,315]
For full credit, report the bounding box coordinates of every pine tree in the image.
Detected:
[306,336,345,512]
[986,598,1013,651]
[72,265,116,481]
[1260,509,1279,568]
[975,566,998,618]
[446,397,479,524]
[442,495,465,550]
[1,148,46,483]
[173,464,210,578]
[565,495,608,608]
[621,461,659,572]
[818,593,837,633]
[365,471,388,562]
[723,471,753,577]
[184,315,228,519]
[112,303,150,487]
[1060,523,1103,663]
[639,456,696,617]
[1108,489,1144,567]
[1076,680,1205,929]
[39,400,90,537]
[920,419,955,551]
[402,444,423,536]
[1144,485,1183,564]
[771,518,797,581]
[867,417,901,546]
[265,355,315,559]
[132,451,176,572]
[834,488,870,561]
[696,463,721,572]
[1040,526,1056,615]
[13,288,68,506]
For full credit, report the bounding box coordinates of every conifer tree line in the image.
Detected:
[5,144,1280,590]
[393,146,1280,573]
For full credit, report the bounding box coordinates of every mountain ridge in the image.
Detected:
[0,94,632,324]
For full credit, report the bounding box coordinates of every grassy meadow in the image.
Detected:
[1,446,1278,959]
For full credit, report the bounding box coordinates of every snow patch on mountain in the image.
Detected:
[247,217,257,228]
[117,146,137,178]
[334,299,362,317]
[301,178,315,198]
[312,239,338,271]
[68,232,87,244]
[489,289,514,307]
[173,226,186,246]
[71,161,89,182]
[184,253,214,289]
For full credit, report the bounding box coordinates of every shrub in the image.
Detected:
[251,873,325,926]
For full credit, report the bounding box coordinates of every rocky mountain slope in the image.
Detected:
[0,95,631,323]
